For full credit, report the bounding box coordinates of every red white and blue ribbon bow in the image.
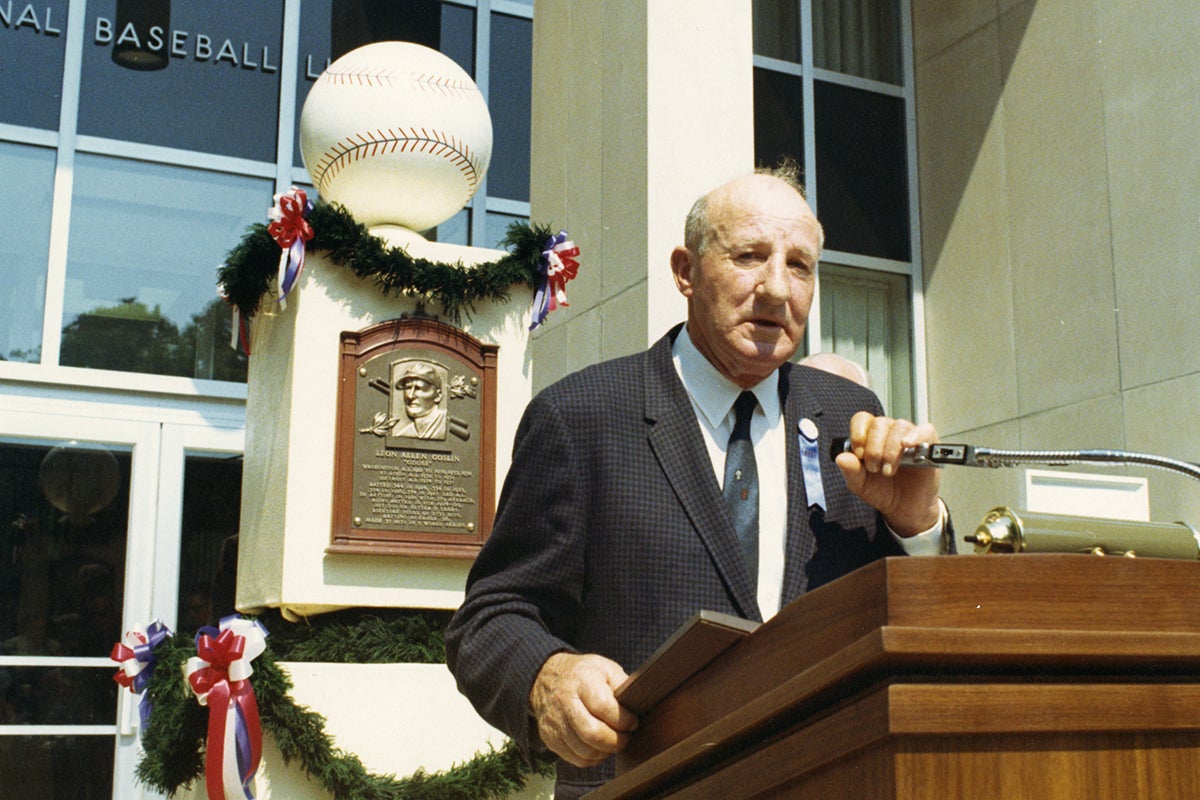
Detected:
[184,616,269,800]
[267,187,314,310]
[110,620,172,731]
[530,230,580,329]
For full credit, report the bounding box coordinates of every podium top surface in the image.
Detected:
[723,554,1200,703]
[736,553,1199,681]
[791,552,1199,635]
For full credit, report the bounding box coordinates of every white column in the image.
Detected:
[530,0,755,388]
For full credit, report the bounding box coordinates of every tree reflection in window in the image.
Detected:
[59,296,247,381]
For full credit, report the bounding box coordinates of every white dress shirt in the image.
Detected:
[671,325,944,619]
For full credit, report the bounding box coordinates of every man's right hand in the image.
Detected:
[529,652,640,767]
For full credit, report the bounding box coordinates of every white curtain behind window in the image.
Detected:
[753,0,802,61]
[812,0,900,84]
[819,265,912,418]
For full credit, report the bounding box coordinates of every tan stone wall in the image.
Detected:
[914,0,1200,534]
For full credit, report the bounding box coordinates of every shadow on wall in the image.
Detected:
[912,0,1035,275]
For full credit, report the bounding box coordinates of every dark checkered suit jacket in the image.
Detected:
[445,325,937,798]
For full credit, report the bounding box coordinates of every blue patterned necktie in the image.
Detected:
[723,391,759,582]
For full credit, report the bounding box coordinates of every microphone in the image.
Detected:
[830,438,975,468]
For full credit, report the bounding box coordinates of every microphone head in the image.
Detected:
[829,436,851,461]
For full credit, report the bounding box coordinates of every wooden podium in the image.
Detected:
[591,555,1200,799]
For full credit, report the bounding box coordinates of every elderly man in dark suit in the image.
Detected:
[445,165,951,799]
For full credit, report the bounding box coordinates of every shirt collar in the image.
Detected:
[672,324,782,429]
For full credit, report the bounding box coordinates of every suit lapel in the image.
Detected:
[780,361,822,604]
[642,330,761,620]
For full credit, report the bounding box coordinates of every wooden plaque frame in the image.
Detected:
[329,317,498,558]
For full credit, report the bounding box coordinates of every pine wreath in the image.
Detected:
[217,201,552,325]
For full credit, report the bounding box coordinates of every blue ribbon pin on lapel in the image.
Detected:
[798,417,826,510]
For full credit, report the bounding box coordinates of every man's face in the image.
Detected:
[401,377,440,418]
[671,175,822,388]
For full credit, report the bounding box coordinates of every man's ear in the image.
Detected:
[670,246,696,297]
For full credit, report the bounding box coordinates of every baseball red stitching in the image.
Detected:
[317,68,478,97]
[310,128,481,196]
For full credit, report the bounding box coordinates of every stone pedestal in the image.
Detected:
[236,236,534,617]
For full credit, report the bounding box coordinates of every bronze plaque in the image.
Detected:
[330,318,498,558]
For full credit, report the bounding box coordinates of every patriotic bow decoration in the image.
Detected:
[530,231,580,330]
[110,620,173,731]
[267,187,314,310]
[184,617,269,800]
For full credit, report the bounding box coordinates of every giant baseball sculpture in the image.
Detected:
[299,41,493,236]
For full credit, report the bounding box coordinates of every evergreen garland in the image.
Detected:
[260,607,452,664]
[134,611,553,799]
[218,202,552,324]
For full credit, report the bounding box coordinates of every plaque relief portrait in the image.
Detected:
[332,318,497,558]
[393,361,450,440]
[357,357,479,444]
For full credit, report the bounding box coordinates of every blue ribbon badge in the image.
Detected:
[798,417,826,510]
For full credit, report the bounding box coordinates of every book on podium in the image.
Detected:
[615,609,759,715]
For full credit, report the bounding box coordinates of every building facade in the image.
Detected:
[2,0,1197,796]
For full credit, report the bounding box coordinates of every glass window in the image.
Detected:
[812,0,902,84]
[753,67,804,175]
[78,0,283,161]
[0,440,129,659]
[488,12,532,202]
[432,208,470,246]
[752,0,802,62]
[485,211,528,251]
[0,734,114,797]
[61,155,265,381]
[0,0,69,129]
[814,80,909,261]
[175,454,242,637]
[0,143,56,364]
[294,0,477,168]
[819,264,912,419]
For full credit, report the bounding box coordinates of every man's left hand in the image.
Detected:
[835,411,942,537]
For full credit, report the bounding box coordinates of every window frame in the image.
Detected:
[753,0,928,422]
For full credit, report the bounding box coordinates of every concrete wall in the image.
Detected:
[913,0,1200,535]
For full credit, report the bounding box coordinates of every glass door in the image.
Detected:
[126,423,245,800]
[0,411,159,799]
[152,425,245,639]
[0,410,244,799]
